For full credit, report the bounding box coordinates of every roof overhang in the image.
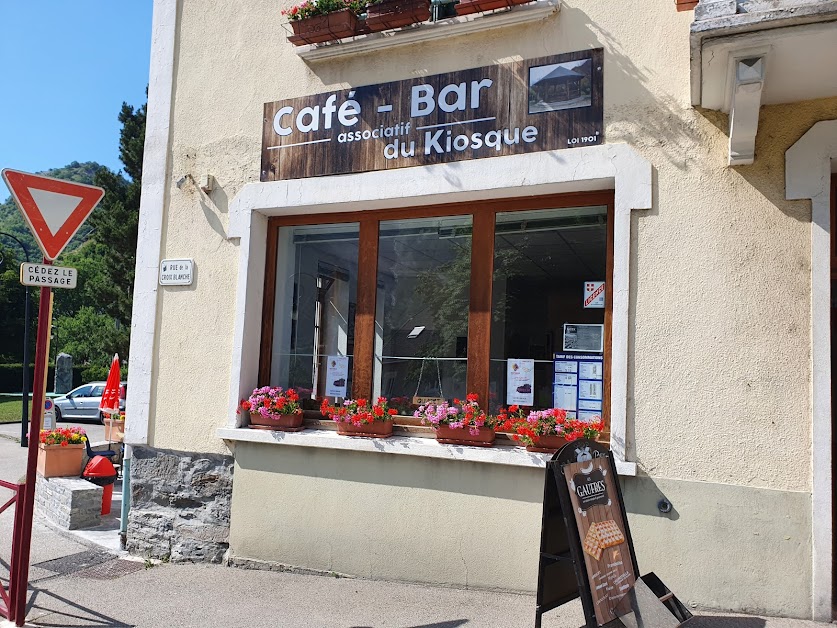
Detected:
[690,2,837,165]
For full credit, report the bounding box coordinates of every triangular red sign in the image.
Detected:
[1,169,105,260]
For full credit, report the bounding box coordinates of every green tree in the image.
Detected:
[53,306,129,367]
[0,243,28,362]
[85,102,145,324]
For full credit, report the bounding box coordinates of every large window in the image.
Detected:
[268,223,359,405]
[374,216,472,414]
[260,193,612,427]
[489,207,608,414]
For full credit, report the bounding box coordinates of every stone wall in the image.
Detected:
[126,446,233,563]
[36,475,102,530]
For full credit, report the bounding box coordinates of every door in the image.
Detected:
[83,385,105,418]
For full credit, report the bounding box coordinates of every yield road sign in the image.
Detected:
[1,169,105,260]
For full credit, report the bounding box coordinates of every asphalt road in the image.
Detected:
[0,420,106,445]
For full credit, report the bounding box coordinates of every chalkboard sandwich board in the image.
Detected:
[534,439,693,627]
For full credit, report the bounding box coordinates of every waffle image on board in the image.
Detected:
[593,520,625,549]
[583,525,603,560]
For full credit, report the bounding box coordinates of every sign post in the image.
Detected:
[1,169,103,627]
[534,440,693,628]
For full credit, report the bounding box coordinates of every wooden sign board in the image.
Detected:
[535,439,639,628]
[535,441,691,628]
[562,445,636,625]
[261,49,603,181]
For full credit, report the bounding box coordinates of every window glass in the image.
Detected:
[90,386,105,397]
[489,206,607,414]
[270,223,359,405]
[374,216,472,414]
[72,386,92,398]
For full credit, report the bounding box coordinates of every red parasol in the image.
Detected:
[99,354,121,416]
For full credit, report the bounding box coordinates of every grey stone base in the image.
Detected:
[36,475,102,530]
[126,446,233,564]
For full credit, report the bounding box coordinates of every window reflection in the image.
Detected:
[270,223,359,405]
[489,206,607,413]
[374,216,472,414]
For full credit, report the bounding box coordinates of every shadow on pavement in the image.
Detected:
[351,622,469,628]
[687,618,766,627]
[26,587,133,627]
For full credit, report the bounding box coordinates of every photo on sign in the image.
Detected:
[528,59,593,114]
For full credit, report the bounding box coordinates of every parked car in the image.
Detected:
[54,381,127,424]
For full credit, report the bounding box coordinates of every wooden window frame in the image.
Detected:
[259,190,615,433]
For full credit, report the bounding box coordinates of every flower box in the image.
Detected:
[455,0,532,16]
[336,420,394,438]
[104,418,125,443]
[37,443,84,478]
[322,397,398,437]
[435,425,495,447]
[288,9,361,45]
[366,0,431,32]
[249,411,305,432]
[525,434,566,453]
[674,0,698,11]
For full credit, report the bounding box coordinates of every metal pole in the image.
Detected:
[0,231,32,447]
[21,287,30,448]
[13,258,52,627]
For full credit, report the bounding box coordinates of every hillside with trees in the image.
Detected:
[0,101,145,384]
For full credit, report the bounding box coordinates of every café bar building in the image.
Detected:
[124,0,837,620]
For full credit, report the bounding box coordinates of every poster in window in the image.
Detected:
[325,356,349,398]
[553,385,577,412]
[563,324,604,353]
[507,359,535,406]
[579,361,603,381]
[579,379,603,401]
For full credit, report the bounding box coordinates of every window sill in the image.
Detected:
[217,426,637,475]
[295,0,560,62]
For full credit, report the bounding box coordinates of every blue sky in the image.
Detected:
[0,2,153,176]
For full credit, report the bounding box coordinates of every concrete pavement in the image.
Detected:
[0,438,831,627]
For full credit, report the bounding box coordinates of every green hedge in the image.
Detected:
[0,364,84,394]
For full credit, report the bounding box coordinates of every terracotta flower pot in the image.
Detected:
[366,0,431,32]
[104,418,125,443]
[336,420,394,438]
[37,443,84,478]
[249,411,305,432]
[287,9,361,46]
[675,0,698,11]
[455,0,531,16]
[525,434,567,454]
[435,425,495,447]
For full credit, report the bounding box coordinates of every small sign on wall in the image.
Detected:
[159,259,193,286]
[584,281,605,308]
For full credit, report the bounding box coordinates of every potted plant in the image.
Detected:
[283,0,367,45]
[499,407,605,453]
[37,427,87,478]
[104,411,125,443]
[240,386,305,431]
[365,0,431,32]
[414,393,496,447]
[321,396,398,437]
[455,0,532,16]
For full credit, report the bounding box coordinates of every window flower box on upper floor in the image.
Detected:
[290,0,560,60]
[365,0,432,31]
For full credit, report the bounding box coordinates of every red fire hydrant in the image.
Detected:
[83,455,118,515]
